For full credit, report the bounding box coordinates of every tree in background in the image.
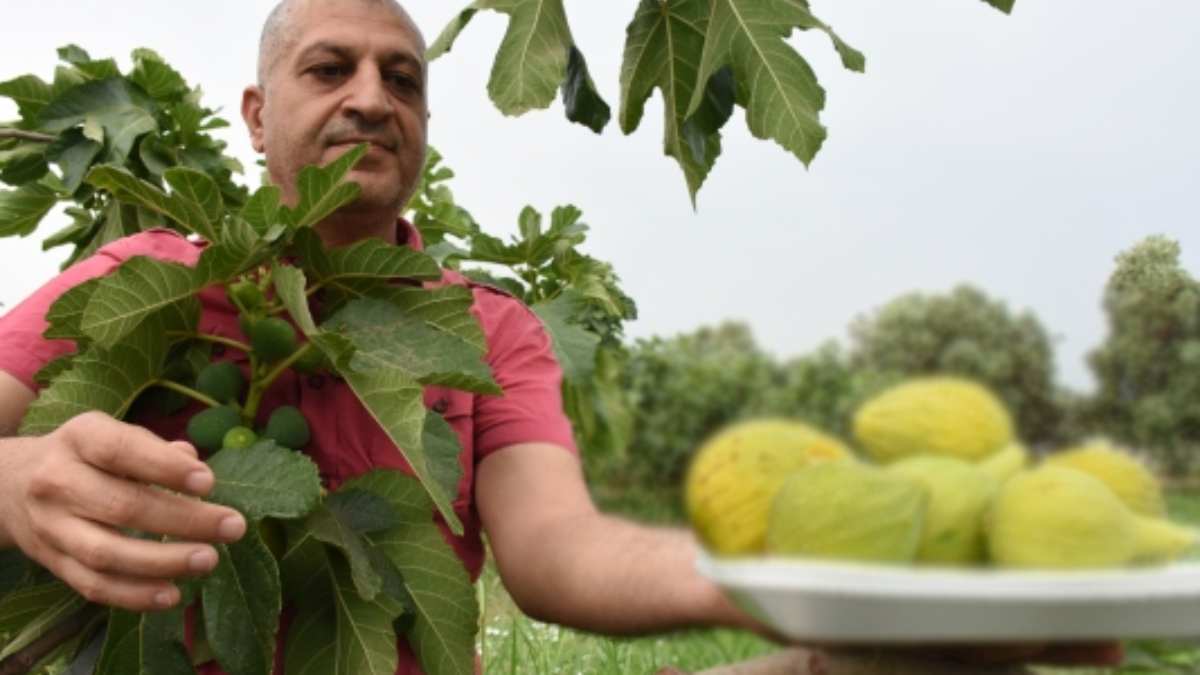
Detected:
[621,322,775,488]
[1086,236,1200,474]
[744,340,895,440]
[847,285,1065,448]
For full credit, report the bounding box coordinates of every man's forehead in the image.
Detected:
[281,1,425,63]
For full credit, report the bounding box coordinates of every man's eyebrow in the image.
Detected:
[294,41,354,65]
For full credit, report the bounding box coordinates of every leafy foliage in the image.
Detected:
[848,285,1066,447]
[1086,236,1200,474]
[620,322,776,487]
[4,108,483,673]
[432,0,1012,203]
[0,45,245,266]
[403,147,638,469]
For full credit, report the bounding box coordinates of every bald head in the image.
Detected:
[257,0,424,87]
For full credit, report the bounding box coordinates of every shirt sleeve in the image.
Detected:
[470,287,579,459]
[0,230,199,392]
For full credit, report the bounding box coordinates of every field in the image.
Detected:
[474,488,1200,675]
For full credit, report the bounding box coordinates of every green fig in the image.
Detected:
[263,405,311,449]
[195,361,245,404]
[766,462,928,564]
[987,466,1196,569]
[888,455,998,565]
[186,406,241,453]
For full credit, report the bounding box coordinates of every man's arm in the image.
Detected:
[475,442,760,635]
[475,442,1124,672]
[0,370,245,611]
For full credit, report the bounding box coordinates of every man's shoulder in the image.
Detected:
[430,268,548,337]
[93,228,204,267]
[433,268,522,306]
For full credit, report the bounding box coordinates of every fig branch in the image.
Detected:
[155,379,222,410]
[168,332,252,355]
[0,128,56,144]
[243,342,313,422]
[0,604,104,675]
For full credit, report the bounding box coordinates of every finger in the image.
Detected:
[64,414,214,497]
[64,464,245,544]
[1035,641,1125,666]
[47,550,181,613]
[43,516,219,581]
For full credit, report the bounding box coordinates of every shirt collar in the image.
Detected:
[397,217,424,251]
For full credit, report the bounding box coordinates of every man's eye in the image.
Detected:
[311,64,348,79]
[387,73,420,92]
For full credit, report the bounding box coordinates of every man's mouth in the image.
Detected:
[330,138,396,152]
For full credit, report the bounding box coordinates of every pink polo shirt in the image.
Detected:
[0,223,577,674]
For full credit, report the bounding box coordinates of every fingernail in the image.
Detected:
[175,441,198,458]
[184,469,212,494]
[219,515,246,540]
[155,589,177,608]
[189,548,218,573]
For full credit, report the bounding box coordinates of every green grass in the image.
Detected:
[476,558,776,675]
[476,487,1200,675]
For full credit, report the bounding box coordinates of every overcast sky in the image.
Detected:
[1,1,1197,392]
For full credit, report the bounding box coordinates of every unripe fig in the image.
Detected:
[263,405,311,449]
[228,279,266,312]
[186,406,241,452]
[222,426,257,450]
[249,317,297,363]
[195,361,245,405]
[292,344,329,374]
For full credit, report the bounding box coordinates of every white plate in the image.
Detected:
[697,553,1200,643]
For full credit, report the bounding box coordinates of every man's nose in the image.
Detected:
[342,66,393,124]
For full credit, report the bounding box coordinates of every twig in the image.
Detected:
[0,604,104,675]
[0,128,56,144]
[166,331,252,355]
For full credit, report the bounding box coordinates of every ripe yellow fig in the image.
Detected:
[853,377,1015,464]
[685,419,853,555]
[887,455,998,565]
[766,462,928,563]
[1045,439,1166,517]
[986,466,1195,569]
[979,442,1029,483]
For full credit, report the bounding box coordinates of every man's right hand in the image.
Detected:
[0,411,247,612]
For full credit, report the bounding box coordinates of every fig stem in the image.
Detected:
[243,343,313,424]
[156,379,222,409]
[169,331,252,355]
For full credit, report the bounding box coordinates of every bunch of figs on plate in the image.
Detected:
[685,376,1197,569]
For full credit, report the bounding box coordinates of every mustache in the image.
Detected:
[324,131,398,152]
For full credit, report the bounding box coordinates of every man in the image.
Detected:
[0,1,1122,673]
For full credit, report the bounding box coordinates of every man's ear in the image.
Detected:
[242,85,267,153]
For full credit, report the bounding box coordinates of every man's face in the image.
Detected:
[246,2,428,215]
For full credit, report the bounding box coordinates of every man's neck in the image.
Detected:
[312,209,399,248]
